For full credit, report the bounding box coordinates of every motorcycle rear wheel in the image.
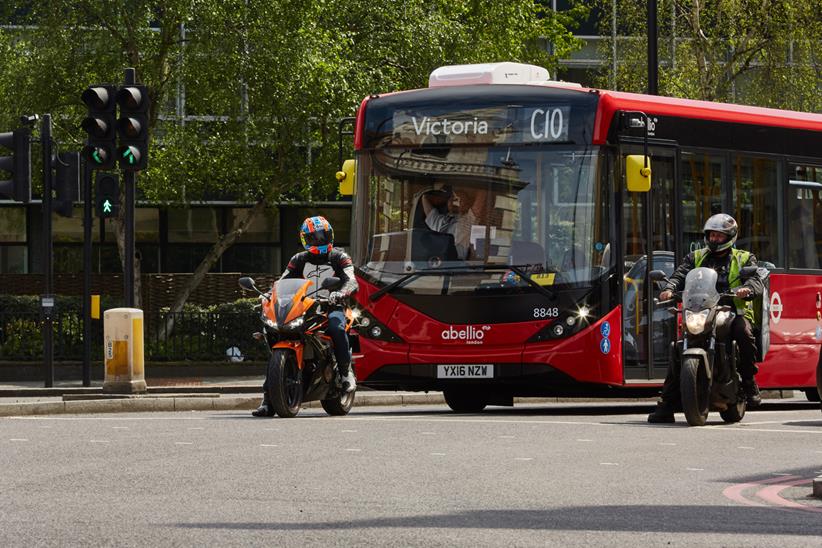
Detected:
[268,349,303,418]
[719,396,746,423]
[681,357,709,426]
[321,389,355,416]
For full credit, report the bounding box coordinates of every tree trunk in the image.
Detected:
[157,199,268,341]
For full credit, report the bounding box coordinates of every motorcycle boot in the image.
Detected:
[339,363,357,393]
[647,400,676,423]
[251,396,274,417]
[742,378,762,408]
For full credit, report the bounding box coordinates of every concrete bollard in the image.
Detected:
[103,308,147,394]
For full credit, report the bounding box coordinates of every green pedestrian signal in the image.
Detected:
[95,173,119,218]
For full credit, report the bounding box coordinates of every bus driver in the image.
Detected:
[420,186,479,260]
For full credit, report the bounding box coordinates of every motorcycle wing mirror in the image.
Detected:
[321,276,343,291]
[238,276,257,292]
[648,269,668,283]
[739,266,758,280]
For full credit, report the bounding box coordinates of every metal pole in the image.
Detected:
[647,0,659,95]
[40,114,54,387]
[82,158,92,386]
[124,68,136,307]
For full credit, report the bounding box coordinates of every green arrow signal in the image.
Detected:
[92,149,104,164]
[122,147,137,165]
[102,199,112,214]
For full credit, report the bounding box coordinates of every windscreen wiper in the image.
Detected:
[368,264,556,302]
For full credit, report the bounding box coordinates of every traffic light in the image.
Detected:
[81,85,117,170]
[115,85,150,171]
[95,172,119,218]
[54,151,80,218]
[0,127,32,202]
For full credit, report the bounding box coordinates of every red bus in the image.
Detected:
[341,62,822,412]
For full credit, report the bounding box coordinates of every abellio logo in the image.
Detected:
[441,325,491,344]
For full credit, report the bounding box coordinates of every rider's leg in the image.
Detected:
[326,310,355,391]
[731,316,761,407]
[252,378,274,417]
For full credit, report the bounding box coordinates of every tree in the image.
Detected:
[593,0,822,111]
[0,0,589,328]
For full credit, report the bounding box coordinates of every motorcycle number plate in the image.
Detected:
[436,364,494,379]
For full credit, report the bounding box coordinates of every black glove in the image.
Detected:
[328,291,345,306]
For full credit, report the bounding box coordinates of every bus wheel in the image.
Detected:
[444,388,487,413]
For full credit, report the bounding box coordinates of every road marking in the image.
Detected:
[112,426,129,430]
[686,468,704,471]
[499,435,515,439]
[175,442,193,445]
[659,442,677,446]
[771,473,793,476]
[757,478,822,513]
[260,444,278,447]
[576,439,593,442]
[188,427,204,430]
[600,462,619,466]
[421,431,437,435]
[89,440,110,443]
[345,448,361,452]
[341,429,357,433]
[514,457,533,461]
[722,475,799,507]
[9,438,28,442]
[737,446,755,450]
[430,453,446,456]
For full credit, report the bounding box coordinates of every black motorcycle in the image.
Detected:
[652,266,757,426]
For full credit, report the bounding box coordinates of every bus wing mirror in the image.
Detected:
[336,159,356,196]
[626,155,652,192]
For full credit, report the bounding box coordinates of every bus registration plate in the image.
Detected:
[437,364,494,379]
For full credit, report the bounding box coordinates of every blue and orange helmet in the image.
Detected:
[299,216,334,255]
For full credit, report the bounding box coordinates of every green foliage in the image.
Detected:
[592,0,822,111]
[0,0,589,202]
[0,318,43,358]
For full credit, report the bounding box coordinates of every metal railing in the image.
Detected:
[0,311,266,363]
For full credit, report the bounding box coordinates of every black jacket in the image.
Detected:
[281,249,359,297]
[664,248,764,301]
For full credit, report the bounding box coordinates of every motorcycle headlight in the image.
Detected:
[684,309,710,335]
[287,318,304,329]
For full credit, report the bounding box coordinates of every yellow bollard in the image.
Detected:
[103,308,147,393]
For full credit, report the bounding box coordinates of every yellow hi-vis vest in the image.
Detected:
[693,247,755,323]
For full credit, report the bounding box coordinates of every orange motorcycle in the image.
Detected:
[239,275,356,418]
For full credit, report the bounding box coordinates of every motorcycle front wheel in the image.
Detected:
[681,357,710,426]
[268,349,303,418]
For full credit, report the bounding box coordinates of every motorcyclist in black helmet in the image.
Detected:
[252,215,358,417]
[648,213,765,424]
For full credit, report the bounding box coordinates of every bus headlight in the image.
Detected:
[684,309,709,335]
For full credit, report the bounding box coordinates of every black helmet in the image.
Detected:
[703,213,738,253]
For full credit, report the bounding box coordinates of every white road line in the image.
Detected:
[260,444,278,447]
[659,442,677,446]
[686,468,704,471]
[112,426,129,430]
[345,448,361,452]
[187,427,204,431]
[737,446,755,450]
[9,438,28,442]
[89,440,110,443]
[600,462,619,466]
[174,442,193,445]
[514,457,533,461]
[499,435,515,439]
[576,439,593,442]
[421,431,437,435]
[430,453,446,456]
[771,473,793,476]
[341,429,357,433]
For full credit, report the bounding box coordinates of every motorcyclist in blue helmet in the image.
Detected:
[252,216,359,417]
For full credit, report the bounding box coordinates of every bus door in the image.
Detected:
[620,145,679,380]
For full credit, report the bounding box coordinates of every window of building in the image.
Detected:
[787,164,822,270]
[167,207,220,242]
[0,207,27,242]
[229,207,279,243]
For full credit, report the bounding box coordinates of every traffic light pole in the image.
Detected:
[40,114,54,387]
[82,159,92,386]
[124,68,136,307]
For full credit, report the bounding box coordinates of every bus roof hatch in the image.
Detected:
[428,62,550,88]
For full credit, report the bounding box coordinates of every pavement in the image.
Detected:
[0,375,456,417]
